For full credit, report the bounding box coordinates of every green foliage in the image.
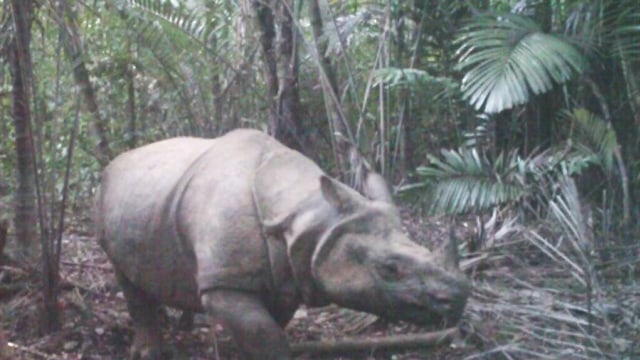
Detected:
[415,148,531,214]
[125,0,219,47]
[566,0,640,57]
[372,67,458,94]
[455,13,587,113]
[410,108,616,216]
[2,0,638,358]
[563,108,618,174]
[417,148,552,214]
[118,0,215,79]
[322,7,375,56]
[613,10,640,56]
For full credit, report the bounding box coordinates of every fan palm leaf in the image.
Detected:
[455,14,586,113]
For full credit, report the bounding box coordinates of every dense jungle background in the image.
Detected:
[0,0,639,358]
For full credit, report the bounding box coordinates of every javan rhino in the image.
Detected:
[95,129,471,360]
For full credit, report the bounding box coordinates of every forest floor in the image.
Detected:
[1,206,638,359]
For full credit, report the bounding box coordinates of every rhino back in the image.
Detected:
[97,137,215,309]
[97,129,323,311]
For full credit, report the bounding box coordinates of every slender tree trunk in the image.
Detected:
[54,0,112,164]
[276,0,304,151]
[0,181,9,260]
[210,35,226,134]
[524,0,554,153]
[0,328,10,359]
[126,68,137,148]
[392,5,406,180]
[309,0,340,99]
[404,5,428,173]
[309,0,348,173]
[526,0,554,152]
[11,0,62,334]
[252,0,303,151]
[9,0,38,262]
[252,0,280,135]
[126,43,137,148]
[495,112,512,153]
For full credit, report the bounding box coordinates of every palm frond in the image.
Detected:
[610,0,640,57]
[455,14,586,113]
[566,0,640,59]
[372,67,458,91]
[409,142,599,216]
[113,0,232,87]
[125,0,219,47]
[462,114,494,150]
[524,175,594,287]
[548,176,593,263]
[562,108,618,173]
[415,148,529,214]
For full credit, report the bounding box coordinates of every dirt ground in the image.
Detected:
[0,208,482,359]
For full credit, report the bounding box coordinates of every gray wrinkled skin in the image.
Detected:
[95,129,471,360]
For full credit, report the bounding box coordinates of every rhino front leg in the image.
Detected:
[115,271,164,360]
[201,290,290,360]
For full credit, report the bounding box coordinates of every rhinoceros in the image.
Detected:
[95,129,471,360]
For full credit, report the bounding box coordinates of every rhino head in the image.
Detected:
[307,175,471,327]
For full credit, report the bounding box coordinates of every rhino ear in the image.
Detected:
[320,176,361,213]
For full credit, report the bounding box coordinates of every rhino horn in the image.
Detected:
[434,227,461,271]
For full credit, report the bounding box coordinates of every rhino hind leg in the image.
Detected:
[115,270,166,360]
[201,290,290,360]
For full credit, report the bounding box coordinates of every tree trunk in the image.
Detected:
[252,0,280,135]
[126,43,137,149]
[309,0,349,173]
[55,0,112,165]
[403,4,428,174]
[276,0,304,151]
[0,180,9,261]
[9,0,38,262]
[523,0,554,153]
[252,0,304,151]
[210,35,226,135]
[0,328,10,359]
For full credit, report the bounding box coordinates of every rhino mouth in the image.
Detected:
[388,294,465,327]
[426,293,459,314]
[401,305,463,327]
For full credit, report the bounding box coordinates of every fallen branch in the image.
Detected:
[7,342,55,359]
[291,327,458,356]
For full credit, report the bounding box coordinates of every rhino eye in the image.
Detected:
[376,259,405,280]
